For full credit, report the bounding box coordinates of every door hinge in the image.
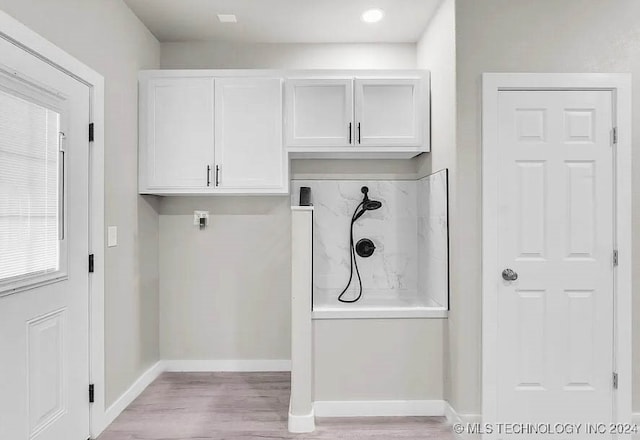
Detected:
[613,250,619,267]
[611,127,618,145]
[89,123,94,142]
[89,384,95,403]
[89,254,94,273]
[613,372,618,390]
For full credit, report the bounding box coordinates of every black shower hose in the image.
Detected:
[338,201,365,303]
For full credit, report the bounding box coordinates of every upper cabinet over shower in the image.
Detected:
[138,70,430,195]
[285,73,429,158]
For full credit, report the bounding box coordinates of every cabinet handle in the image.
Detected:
[207,165,211,187]
[349,122,352,144]
[357,122,361,144]
[215,165,220,187]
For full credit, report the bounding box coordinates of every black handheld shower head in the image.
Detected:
[339,186,384,304]
[353,186,382,221]
[363,199,382,211]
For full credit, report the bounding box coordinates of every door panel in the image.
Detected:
[28,309,66,436]
[355,78,422,146]
[496,90,614,433]
[215,77,284,189]
[285,78,353,147]
[0,36,90,440]
[146,77,214,189]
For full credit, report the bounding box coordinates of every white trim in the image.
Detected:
[632,413,640,425]
[162,359,292,372]
[139,69,429,80]
[0,10,106,439]
[481,73,632,430]
[288,149,424,159]
[288,405,315,433]
[313,399,446,418]
[312,306,448,320]
[445,402,482,440]
[103,361,163,429]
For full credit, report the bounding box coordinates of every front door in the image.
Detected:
[0,36,91,440]
[496,90,614,434]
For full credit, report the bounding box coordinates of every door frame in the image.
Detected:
[0,10,107,438]
[482,73,632,427]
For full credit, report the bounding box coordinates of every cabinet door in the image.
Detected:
[143,77,214,189]
[215,78,284,189]
[285,78,354,147]
[355,78,423,147]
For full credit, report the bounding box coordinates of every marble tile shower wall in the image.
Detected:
[418,170,449,307]
[292,180,420,302]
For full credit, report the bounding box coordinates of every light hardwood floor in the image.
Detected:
[98,372,454,440]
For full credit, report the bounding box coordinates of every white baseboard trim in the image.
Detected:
[314,399,446,418]
[633,413,640,424]
[162,359,292,372]
[288,403,316,433]
[445,402,482,439]
[103,361,163,429]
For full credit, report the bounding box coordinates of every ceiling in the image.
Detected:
[123,0,442,43]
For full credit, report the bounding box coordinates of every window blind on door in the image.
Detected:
[0,89,61,283]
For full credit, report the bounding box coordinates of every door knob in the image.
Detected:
[502,268,518,281]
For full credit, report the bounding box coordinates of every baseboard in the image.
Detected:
[162,359,292,372]
[445,402,482,440]
[288,403,315,433]
[103,361,163,429]
[633,413,640,424]
[314,399,446,418]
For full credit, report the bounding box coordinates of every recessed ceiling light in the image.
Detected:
[217,14,237,23]
[361,8,384,23]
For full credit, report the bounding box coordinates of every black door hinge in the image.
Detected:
[89,254,94,273]
[89,384,95,403]
[89,123,94,142]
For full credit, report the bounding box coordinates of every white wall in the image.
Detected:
[159,196,291,361]
[454,0,640,414]
[314,319,443,401]
[416,0,456,177]
[415,0,457,409]
[0,0,161,406]
[161,41,417,70]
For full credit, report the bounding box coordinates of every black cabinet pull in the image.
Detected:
[357,122,361,144]
[215,165,220,187]
[206,165,211,187]
[349,122,352,144]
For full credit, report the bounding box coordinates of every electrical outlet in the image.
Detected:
[193,211,209,227]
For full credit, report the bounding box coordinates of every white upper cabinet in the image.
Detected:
[285,78,354,147]
[285,72,429,157]
[140,77,214,190]
[355,78,423,147]
[214,77,286,191]
[138,70,431,195]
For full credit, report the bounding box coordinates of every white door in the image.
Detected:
[0,37,91,439]
[142,77,214,190]
[354,78,422,146]
[215,77,284,189]
[285,78,353,147]
[496,90,614,433]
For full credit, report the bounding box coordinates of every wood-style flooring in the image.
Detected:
[98,372,454,440]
